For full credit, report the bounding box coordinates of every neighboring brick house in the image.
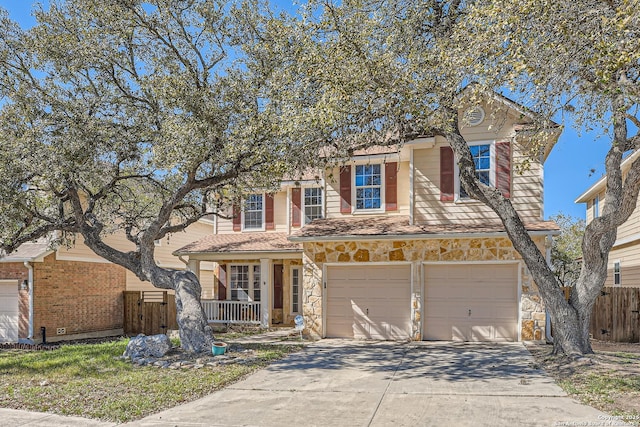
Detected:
[575,150,640,288]
[0,220,215,343]
[176,95,561,342]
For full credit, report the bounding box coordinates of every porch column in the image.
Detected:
[187,259,201,287]
[260,258,271,328]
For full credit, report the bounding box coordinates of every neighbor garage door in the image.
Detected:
[0,280,19,343]
[424,264,518,342]
[326,265,411,340]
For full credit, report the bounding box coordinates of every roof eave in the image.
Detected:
[288,229,559,243]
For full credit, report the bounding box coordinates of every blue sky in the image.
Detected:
[1,1,610,220]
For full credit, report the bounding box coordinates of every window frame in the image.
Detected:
[454,140,495,202]
[613,260,621,286]
[241,193,266,231]
[352,162,385,213]
[301,186,324,225]
[290,265,302,314]
[228,263,262,302]
[594,195,600,218]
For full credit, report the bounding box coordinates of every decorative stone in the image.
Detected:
[338,252,351,262]
[389,249,405,261]
[353,249,370,262]
[124,334,171,359]
[314,252,326,263]
[521,320,534,340]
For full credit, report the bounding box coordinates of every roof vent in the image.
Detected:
[464,106,485,127]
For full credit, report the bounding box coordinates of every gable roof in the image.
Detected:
[575,150,640,203]
[0,241,53,263]
[174,232,302,257]
[288,215,559,241]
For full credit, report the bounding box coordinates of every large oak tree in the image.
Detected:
[0,0,310,352]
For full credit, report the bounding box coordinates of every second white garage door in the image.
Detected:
[424,263,518,342]
[326,265,411,340]
[0,280,19,343]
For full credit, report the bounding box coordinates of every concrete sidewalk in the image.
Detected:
[127,341,613,427]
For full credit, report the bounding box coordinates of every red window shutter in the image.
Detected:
[232,203,241,231]
[496,141,511,198]
[218,264,227,301]
[265,194,275,230]
[340,165,352,213]
[385,162,398,211]
[291,187,302,227]
[440,146,455,202]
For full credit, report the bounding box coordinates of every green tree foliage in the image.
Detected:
[0,0,312,352]
[549,213,585,287]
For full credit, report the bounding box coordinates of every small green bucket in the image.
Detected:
[212,342,227,356]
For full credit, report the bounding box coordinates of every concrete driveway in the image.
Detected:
[130,340,610,427]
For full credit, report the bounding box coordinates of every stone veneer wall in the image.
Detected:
[302,236,547,341]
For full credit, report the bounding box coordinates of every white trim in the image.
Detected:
[613,260,621,287]
[241,193,266,232]
[612,232,640,248]
[227,263,262,302]
[301,186,324,225]
[409,148,414,225]
[290,265,302,315]
[322,261,413,339]
[422,260,522,342]
[0,279,19,285]
[454,140,495,201]
[352,162,385,214]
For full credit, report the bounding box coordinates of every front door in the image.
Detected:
[273,264,283,309]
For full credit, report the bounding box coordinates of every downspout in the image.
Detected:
[24,261,34,341]
[544,234,553,343]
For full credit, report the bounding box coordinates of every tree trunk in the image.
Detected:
[170,269,215,352]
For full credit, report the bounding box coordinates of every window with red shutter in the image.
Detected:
[440,146,455,202]
[385,162,397,211]
[339,165,352,213]
[496,141,511,198]
[291,187,302,227]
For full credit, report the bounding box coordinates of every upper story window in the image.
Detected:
[355,164,382,210]
[459,143,492,199]
[303,187,323,224]
[243,194,264,230]
[593,195,600,218]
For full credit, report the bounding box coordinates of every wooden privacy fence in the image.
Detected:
[123,291,178,336]
[590,287,640,342]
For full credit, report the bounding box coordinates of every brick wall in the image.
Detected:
[32,253,126,342]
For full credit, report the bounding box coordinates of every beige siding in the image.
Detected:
[606,243,640,287]
[414,133,544,225]
[325,161,410,218]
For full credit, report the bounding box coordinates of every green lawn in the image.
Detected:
[0,338,300,423]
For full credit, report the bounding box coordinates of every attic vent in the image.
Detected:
[464,106,485,126]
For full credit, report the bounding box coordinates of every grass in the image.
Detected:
[0,337,300,423]
[527,344,640,426]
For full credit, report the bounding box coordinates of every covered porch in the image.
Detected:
[173,233,303,328]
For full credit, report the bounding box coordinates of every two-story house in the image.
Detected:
[175,95,561,342]
[575,150,640,288]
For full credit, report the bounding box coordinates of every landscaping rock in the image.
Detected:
[123,334,171,359]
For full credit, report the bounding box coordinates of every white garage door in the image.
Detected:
[0,280,19,343]
[424,264,518,342]
[326,265,411,340]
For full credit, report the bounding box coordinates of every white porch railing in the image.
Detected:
[201,300,262,325]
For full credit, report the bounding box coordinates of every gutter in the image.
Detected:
[24,261,34,341]
[544,235,554,344]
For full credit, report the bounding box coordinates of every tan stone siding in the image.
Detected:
[301,236,548,341]
[32,253,126,342]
